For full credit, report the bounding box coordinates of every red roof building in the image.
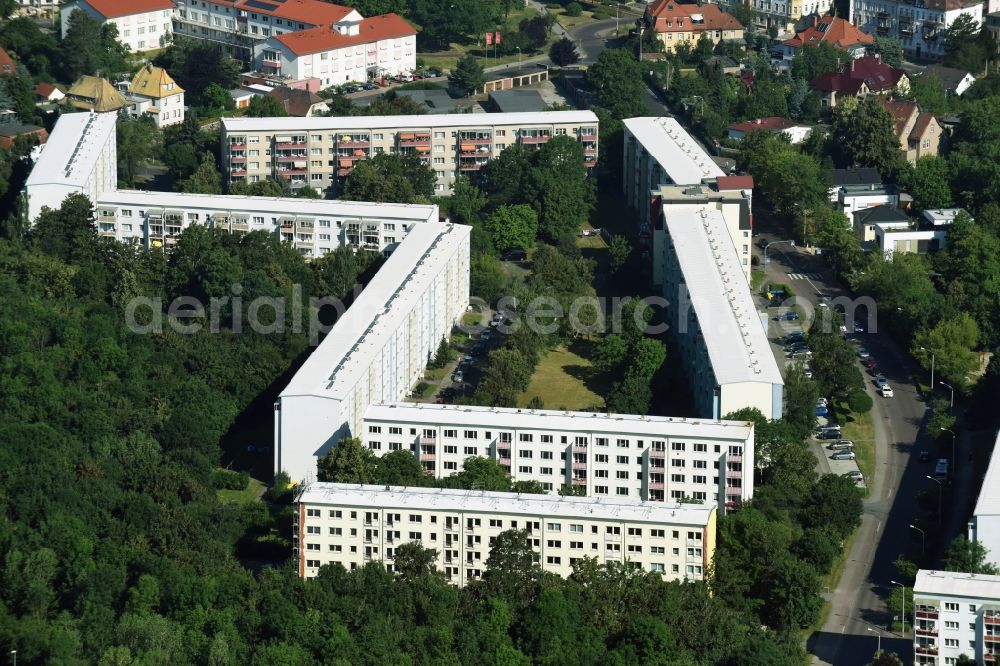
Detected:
[880,98,941,163]
[273,13,415,57]
[727,117,814,143]
[783,15,874,53]
[644,0,745,54]
[810,54,909,107]
[61,0,176,53]
[0,124,48,150]
[70,0,174,19]
[0,48,16,76]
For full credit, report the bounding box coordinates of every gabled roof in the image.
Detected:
[273,13,415,57]
[129,64,184,99]
[267,86,324,116]
[810,54,905,94]
[78,0,176,19]
[67,75,127,112]
[783,15,874,51]
[646,0,742,33]
[0,48,15,76]
[729,117,799,133]
[923,64,974,92]
[880,98,918,137]
[34,82,60,98]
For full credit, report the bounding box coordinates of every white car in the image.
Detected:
[857,346,870,359]
[453,370,464,383]
[817,397,829,408]
[880,384,894,398]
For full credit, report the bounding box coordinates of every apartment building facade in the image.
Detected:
[361,403,755,509]
[913,569,1000,665]
[24,112,118,222]
[715,0,835,32]
[61,0,175,53]
[294,483,718,586]
[92,190,438,256]
[220,111,599,195]
[849,0,982,59]
[275,224,471,482]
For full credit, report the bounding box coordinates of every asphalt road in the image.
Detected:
[753,228,968,665]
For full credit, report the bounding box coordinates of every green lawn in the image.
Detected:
[217,477,266,504]
[837,403,876,495]
[517,342,608,411]
[417,7,553,73]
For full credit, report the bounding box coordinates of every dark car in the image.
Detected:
[362,82,375,90]
[757,238,770,249]
[501,249,527,261]
[778,311,800,321]
[919,450,930,463]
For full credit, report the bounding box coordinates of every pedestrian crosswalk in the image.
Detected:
[786,272,824,281]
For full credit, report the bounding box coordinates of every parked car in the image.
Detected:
[853,321,866,333]
[817,397,828,407]
[831,450,856,461]
[863,356,878,370]
[784,331,805,343]
[816,405,829,417]
[874,374,889,389]
[789,350,812,360]
[757,238,770,249]
[818,426,843,440]
[452,370,464,383]
[843,470,864,481]
[501,249,527,261]
[919,451,930,463]
[828,439,855,451]
[935,458,949,481]
[880,384,894,398]
[857,346,870,359]
[803,366,814,379]
[775,311,799,321]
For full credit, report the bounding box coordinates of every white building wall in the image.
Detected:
[849,0,982,59]
[61,2,173,53]
[912,570,1000,665]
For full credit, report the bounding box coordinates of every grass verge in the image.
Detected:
[837,403,875,494]
[517,343,608,411]
[217,477,266,504]
[806,528,859,636]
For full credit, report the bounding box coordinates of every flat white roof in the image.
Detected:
[25,112,115,189]
[915,569,1000,600]
[365,402,753,442]
[96,189,439,222]
[298,482,716,526]
[664,205,783,386]
[624,117,725,185]
[222,110,599,133]
[280,222,470,399]
[974,431,1000,518]
[922,208,968,225]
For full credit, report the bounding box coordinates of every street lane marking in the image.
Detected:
[786,272,824,280]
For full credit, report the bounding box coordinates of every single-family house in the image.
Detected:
[922,64,976,96]
[644,0,745,54]
[34,82,65,103]
[0,123,48,150]
[727,117,813,144]
[66,75,127,113]
[880,98,941,163]
[123,64,185,127]
[810,54,909,108]
[829,167,900,214]
[853,204,909,243]
[266,86,329,117]
[774,15,874,70]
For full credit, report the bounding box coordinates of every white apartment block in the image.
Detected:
[254,13,416,88]
[361,402,755,509]
[294,483,718,586]
[274,223,471,482]
[849,0,982,59]
[61,0,175,53]
[715,0,835,32]
[968,431,1000,571]
[92,190,438,255]
[661,202,784,420]
[172,0,415,81]
[23,112,441,257]
[913,569,1000,665]
[220,111,599,195]
[23,112,118,222]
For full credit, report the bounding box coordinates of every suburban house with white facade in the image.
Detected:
[61,0,175,53]
[123,64,185,128]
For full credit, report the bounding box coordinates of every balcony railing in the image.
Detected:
[726,469,742,479]
[915,610,939,620]
[571,462,587,470]
[572,444,588,453]
[229,141,246,149]
[649,480,665,490]
[650,448,665,458]
[338,139,371,148]
[261,58,280,68]
[420,435,436,444]
[458,135,491,145]
[915,627,937,636]
[520,135,551,144]
[727,454,742,463]
[275,141,307,149]
[419,453,436,462]
[399,135,431,147]
[914,646,938,655]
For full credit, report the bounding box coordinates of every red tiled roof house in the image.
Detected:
[810,54,909,108]
[775,15,875,68]
[644,0,745,54]
[880,98,941,163]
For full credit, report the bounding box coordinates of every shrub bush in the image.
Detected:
[847,390,874,415]
[212,468,250,491]
[565,2,583,16]
[592,9,609,19]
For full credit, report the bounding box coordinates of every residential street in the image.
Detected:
[755,231,976,664]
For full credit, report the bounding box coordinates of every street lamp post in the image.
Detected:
[10,650,15,666]
[763,239,796,266]
[895,581,907,632]
[919,346,935,390]
[910,524,926,559]
[866,627,882,654]
[940,381,954,410]
[942,428,956,475]
[515,46,521,68]
[927,475,943,527]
